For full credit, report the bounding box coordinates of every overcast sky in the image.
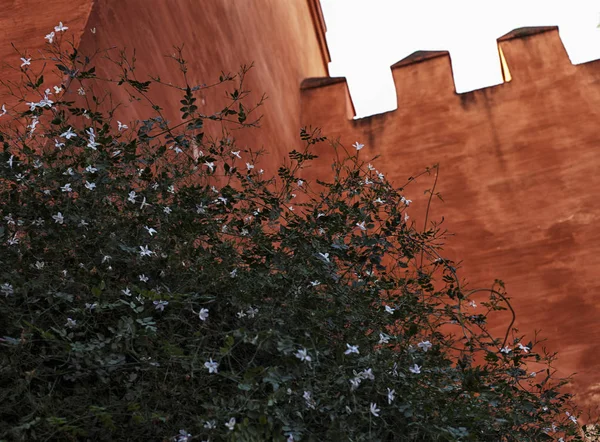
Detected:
[320,0,600,117]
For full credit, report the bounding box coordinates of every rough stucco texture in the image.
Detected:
[74,0,327,165]
[0,0,92,97]
[301,28,600,408]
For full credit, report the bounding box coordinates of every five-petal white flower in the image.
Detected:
[139,245,153,257]
[344,344,359,355]
[370,403,380,417]
[205,358,219,374]
[224,417,235,431]
[60,127,77,139]
[409,364,421,374]
[294,348,311,363]
[418,340,433,352]
[52,212,64,224]
[353,141,364,151]
[387,388,396,404]
[54,22,68,32]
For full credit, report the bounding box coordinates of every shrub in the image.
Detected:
[0,30,597,441]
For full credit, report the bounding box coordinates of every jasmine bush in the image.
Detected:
[0,26,598,442]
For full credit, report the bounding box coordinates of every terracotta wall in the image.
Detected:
[301,26,600,408]
[75,0,328,165]
[1,0,328,165]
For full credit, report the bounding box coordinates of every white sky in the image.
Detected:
[320,0,600,118]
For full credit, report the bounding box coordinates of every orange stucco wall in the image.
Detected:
[301,27,600,408]
[1,0,328,165]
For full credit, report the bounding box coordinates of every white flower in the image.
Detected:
[500,346,512,354]
[60,127,77,139]
[87,139,99,150]
[356,221,366,231]
[52,212,64,224]
[384,305,395,314]
[203,358,219,374]
[224,417,236,431]
[54,21,68,32]
[153,300,168,311]
[236,310,246,319]
[121,288,132,296]
[318,252,330,262]
[294,348,311,363]
[374,197,385,204]
[45,31,55,44]
[404,212,410,222]
[297,179,304,187]
[401,196,412,206]
[203,420,216,429]
[20,57,31,67]
[167,185,175,194]
[175,429,191,442]
[246,307,259,318]
[90,27,96,34]
[139,274,149,282]
[144,226,157,236]
[163,206,172,214]
[353,141,364,151]
[77,87,86,96]
[310,280,321,287]
[369,403,380,417]
[85,302,97,310]
[34,261,45,270]
[204,161,214,172]
[418,340,433,352]
[379,333,391,344]
[360,368,375,380]
[84,181,96,191]
[198,308,209,321]
[409,364,421,374]
[517,343,530,353]
[303,391,316,409]
[349,377,361,391]
[112,150,121,157]
[65,317,77,328]
[231,150,241,158]
[377,171,385,180]
[54,139,65,149]
[117,121,128,131]
[0,104,6,116]
[139,245,153,257]
[387,388,395,404]
[246,162,254,170]
[127,191,137,203]
[368,163,375,171]
[1,283,14,296]
[54,85,62,94]
[173,146,183,154]
[345,344,359,355]
[78,219,89,227]
[469,300,477,308]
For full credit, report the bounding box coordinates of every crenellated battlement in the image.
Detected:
[299,24,600,410]
[301,26,591,121]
